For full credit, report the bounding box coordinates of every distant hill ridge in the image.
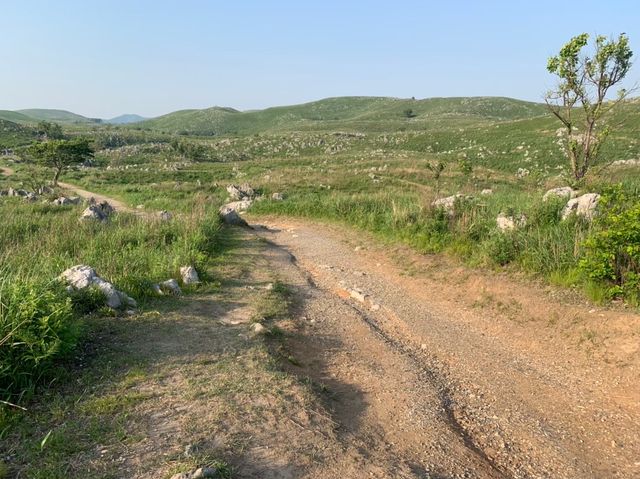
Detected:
[136,96,551,135]
[105,114,147,125]
[6,96,639,136]
[0,109,146,125]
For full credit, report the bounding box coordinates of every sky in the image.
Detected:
[2,0,640,118]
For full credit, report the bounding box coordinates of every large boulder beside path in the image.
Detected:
[219,203,249,227]
[60,265,136,309]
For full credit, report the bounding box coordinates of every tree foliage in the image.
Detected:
[580,186,640,301]
[27,138,94,185]
[36,121,64,140]
[545,33,633,180]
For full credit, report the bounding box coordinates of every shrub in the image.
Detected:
[483,232,518,266]
[0,279,80,401]
[580,187,640,300]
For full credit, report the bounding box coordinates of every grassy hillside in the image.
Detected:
[138,96,550,136]
[0,110,35,124]
[17,109,94,124]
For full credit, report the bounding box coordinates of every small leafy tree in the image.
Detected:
[28,138,94,186]
[545,33,633,181]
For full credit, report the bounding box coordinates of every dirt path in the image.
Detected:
[1,164,140,214]
[252,218,640,478]
[56,180,137,213]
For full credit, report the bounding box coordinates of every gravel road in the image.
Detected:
[254,218,640,478]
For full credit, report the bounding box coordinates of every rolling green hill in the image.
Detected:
[16,109,93,124]
[137,96,550,136]
[0,110,36,123]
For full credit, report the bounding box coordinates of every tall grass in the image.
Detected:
[0,198,221,403]
[251,188,593,279]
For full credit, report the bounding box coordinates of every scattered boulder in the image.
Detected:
[271,192,284,201]
[170,467,222,479]
[250,322,268,335]
[81,205,108,221]
[80,201,114,222]
[543,187,577,202]
[219,204,249,227]
[611,159,640,167]
[226,183,255,200]
[158,210,172,221]
[180,266,200,285]
[24,192,37,202]
[496,213,527,231]
[60,264,136,309]
[516,168,530,179]
[432,194,465,216]
[224,199,252,212]
[53,196,73,206]
[151,283,163,296]
[480,189,493,196]
[561,193,600,221]
[159,279,182,295]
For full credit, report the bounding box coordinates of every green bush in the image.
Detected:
[580,187,640,300]
[483,232,518,266]
[0,279,80,401]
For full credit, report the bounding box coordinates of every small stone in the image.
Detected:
[349,289,368,303]
[251,323,267,335]
[180,266,200,285]
[159,279,182,295]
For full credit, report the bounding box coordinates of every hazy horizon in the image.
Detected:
[4,0,640,118]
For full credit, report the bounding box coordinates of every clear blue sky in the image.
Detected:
[3,0,639,118]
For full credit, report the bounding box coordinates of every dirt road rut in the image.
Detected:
[254,218,640,479]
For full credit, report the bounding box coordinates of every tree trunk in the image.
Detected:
[53,167,62,187]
